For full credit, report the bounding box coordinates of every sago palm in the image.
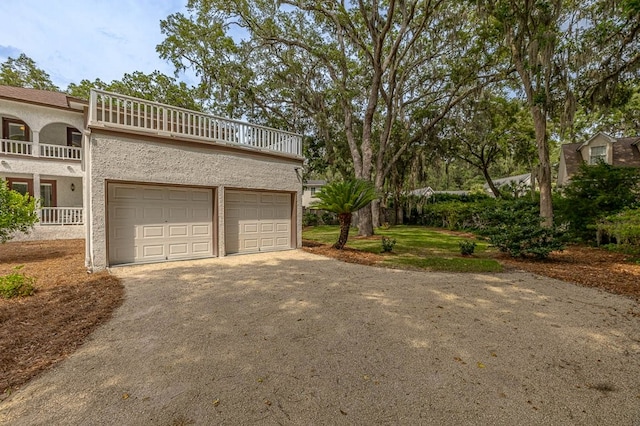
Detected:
[311,179,377,249]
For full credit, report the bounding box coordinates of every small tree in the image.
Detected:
[311,180,377,250]
[0,180,38,243]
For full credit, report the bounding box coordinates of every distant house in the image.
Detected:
[557,132,640,187]
[302,180,326,208]
[484,173,532,196]
[409,187,469,197]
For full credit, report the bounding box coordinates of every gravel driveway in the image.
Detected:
[1,250,639,425]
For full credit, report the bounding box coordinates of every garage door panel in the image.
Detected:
[192,242,211,254]
[225,190,292,254]
[192,207,211,220]
[143,207,163,220]
[108,184,214,265]
[142,225,164,238]
[168,225,188,237]
[168,189,189,201]
[192,190,211,202]
[192,224,211,236]
[275,223,289,232]
[143,188,164,200]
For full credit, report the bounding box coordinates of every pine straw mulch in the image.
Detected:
[0,239,124,400]
[302,239,640,305]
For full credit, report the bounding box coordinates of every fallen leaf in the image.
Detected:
[340,409,348,415]
[264,400,272,406]
[122,393,129,400]
[477,362,485,368]
[212,399,220,406]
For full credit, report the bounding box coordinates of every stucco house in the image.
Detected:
[1,85,303,270]
[0,85,86,240]
[302,179,325,208]
[557,132,640,187]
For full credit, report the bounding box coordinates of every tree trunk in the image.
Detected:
[482,167,502,198]
[531,107,553,227]
[372,199,381,228]
[334,212,352,250]
[357,205,374,237]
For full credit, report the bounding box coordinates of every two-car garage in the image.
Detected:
[107,183,293,266]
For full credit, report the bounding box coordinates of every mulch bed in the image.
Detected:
[0,240,124,400]
[303,239,640,304]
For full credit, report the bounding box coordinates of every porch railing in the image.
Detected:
[88,89,302,157]
[40,207,84,225]
[1,139,81,161]
[1,139,32,156]
[40,143,82,160]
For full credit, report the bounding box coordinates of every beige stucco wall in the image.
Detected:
[88,131,303,270]
[51,176,83,206]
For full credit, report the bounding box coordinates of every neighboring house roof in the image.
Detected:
[562,134,640,175]
[409,187,469,197]
[0,85,87,111]
[560,142,584,181]
[409,186,434,197]
[484,173,531,190]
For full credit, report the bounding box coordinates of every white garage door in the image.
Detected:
[108,183,214,265]
[225,190,291,254]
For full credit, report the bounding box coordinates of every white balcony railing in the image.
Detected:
[40,207,84,225]
[1,139,32,156]
[1,139,81,161]
[40,143,82,160]
[88,89,302,157]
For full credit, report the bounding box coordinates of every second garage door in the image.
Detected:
[108,183,214,265]
[225,190,292,254]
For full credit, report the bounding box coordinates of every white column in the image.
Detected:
[32,130,40,157]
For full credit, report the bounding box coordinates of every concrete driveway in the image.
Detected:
[1,250,639,425]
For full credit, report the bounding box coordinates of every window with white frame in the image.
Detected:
[589,146,606,164]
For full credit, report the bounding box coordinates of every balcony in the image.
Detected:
[88,89,302,158]
[1,139,82,161]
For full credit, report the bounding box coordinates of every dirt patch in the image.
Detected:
[0,239,124,399]
[303,240,640,303]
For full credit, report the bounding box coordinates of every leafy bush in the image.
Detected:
[479,199,564,259]
[0,266,36,299]
[381,236,396,253]
[0,180,39,243]
[596,208,640,249]
[303,212,320,227]
[321,211,338,225]
[459,240,476,255]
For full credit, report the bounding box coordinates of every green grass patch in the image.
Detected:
[303,225,502,273]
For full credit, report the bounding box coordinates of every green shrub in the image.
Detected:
[303,212,320,227]
[459,240,476,255]
[0,266,36,299]
[320,211,338,225]
[596,208,640,249]
[479,200,564,259]
[558,163,640,241]
[381,236,396,253]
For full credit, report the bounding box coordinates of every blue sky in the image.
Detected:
[0,0,189,89]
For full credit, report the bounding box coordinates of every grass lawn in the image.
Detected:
[303,225,502,273]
